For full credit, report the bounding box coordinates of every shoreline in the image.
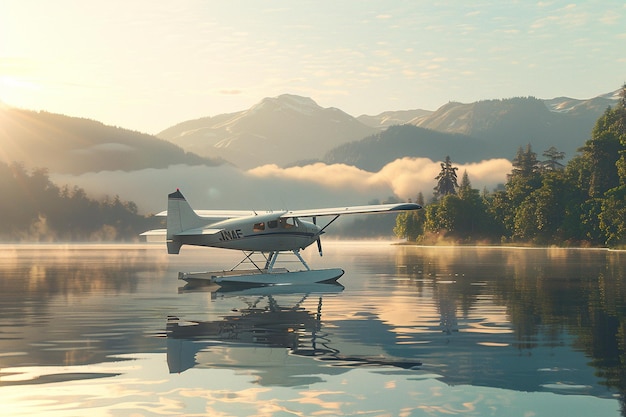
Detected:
[0,241,623,252]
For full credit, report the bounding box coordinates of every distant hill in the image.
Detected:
[321,93,618,170]
[357,109,433,130]
[322,125,493,171]
[0,108,222,174]
[409,94,618,160]
[157,94,377,169]
[543,91,619,125]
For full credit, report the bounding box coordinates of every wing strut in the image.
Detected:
[317,215,340,234]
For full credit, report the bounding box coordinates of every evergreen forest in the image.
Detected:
[395,84,626,248]
[0,162,154,241]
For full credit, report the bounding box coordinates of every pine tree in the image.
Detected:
[433,156,459,199]
[540,146,565,172]
[510,144,539,179]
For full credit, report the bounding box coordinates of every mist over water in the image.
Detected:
[50,158,512,214]
[0,243,624,416]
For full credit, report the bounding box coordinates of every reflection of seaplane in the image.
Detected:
[142,189,421,285]
[166,284,422,379]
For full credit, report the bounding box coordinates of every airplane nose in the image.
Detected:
[309,218,322,235]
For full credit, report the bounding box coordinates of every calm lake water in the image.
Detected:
[1,242,625,417]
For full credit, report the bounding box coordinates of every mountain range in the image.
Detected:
[0,91,618,177]
[323,94,618,171]
[158,92,618,170]
[157,94,377,169]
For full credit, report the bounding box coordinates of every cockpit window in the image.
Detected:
[268,220,278,229]
[280,218,296,228]
[253,222,265,232]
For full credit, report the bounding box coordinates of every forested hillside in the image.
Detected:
[0,162,155,241]
[322,125,493,171]
[0,108,221,174]
[395,85,626,248]
[324,95,616,171]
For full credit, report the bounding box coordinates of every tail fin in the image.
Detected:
[166,189,205,254]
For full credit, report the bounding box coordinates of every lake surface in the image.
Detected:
[1,242,625,416]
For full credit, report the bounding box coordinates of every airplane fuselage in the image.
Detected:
[173,212,321,252]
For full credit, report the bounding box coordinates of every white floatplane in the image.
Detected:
[142,189,421,286]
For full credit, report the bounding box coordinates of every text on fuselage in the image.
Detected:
[219,229,243,241]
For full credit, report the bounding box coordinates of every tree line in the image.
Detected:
[0,161,153,241]
[395,84,626,248]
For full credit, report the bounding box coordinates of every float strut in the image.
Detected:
[293,250,311,271]
[266,251,279,272]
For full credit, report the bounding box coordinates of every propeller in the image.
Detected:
[317,236,323,257]
[314,217,323,257]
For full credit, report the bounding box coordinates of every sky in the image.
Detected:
[1,0,625,134]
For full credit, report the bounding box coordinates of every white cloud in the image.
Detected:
[51,158,512,214]
[249,163,375,189]
[599,10,621,25]
[374,157,510,199]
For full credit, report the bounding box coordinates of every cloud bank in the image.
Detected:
[51,157,512,214]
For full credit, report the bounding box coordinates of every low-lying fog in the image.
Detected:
[52,157,512,214]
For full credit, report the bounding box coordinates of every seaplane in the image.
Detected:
[142,189,421,286]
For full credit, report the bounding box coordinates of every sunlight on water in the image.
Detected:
[0,243,624,416]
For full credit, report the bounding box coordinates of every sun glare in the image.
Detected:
[0,76,40,108]
[2,75,38,89]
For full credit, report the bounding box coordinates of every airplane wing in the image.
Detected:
[282,202,422,218]
[154,203,421,219]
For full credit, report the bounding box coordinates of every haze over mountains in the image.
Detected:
[0,90,618,214]
[158,92,618,170]
[0,107,222,175]
[157,94,377,169]
[324,94,617,171]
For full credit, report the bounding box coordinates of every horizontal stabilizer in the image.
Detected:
[140,229,167,242]
[175,228,223,236]
[140,229,167,236]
